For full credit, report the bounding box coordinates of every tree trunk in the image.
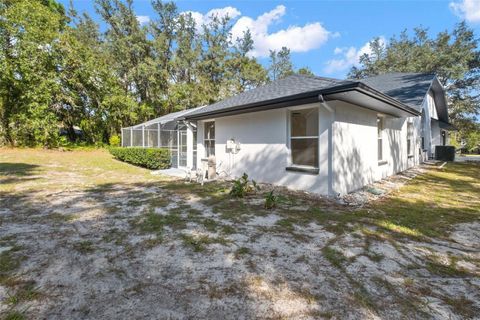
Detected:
[67,124,77,142]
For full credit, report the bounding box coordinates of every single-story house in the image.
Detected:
[122,72,454,195]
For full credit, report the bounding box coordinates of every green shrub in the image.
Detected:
[109,135,121,146]
[109,147,170,170]
[264,191,277,209]
[229,173,259,198]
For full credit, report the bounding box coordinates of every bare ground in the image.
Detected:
[0,149,479,319]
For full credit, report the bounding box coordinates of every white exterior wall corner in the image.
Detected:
[331,101,378,195]
[424,89,446,156]
[379,116,421,178]
[196,121,205,170]
[431,120,442,151]
[186,122,194,169]
[422,97,433,158]
[330,101,421,195]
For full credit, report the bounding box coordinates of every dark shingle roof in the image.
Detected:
[183,72,435,120]
[358,73,436,111]
[184,74,354,118]
[130,105,206,129]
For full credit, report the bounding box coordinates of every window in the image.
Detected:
[204,121,215,157]
[192,129,197,170]
[290,108,319,168]
[377,117,383,161]
[407,122,413,156]
[421,110,426,150]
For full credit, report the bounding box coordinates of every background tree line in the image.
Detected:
[349,24,480,151]
[0,0,303,146]
[0,0,478,148]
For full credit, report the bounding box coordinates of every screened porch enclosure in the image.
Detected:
[121,108,201,169]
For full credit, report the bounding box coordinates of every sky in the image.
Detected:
[60,0,480,79]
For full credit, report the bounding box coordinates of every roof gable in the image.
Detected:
[358,73,436,111]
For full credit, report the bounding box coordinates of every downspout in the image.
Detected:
[318,94,335,196]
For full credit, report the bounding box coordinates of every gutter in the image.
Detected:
[432,118,457,131]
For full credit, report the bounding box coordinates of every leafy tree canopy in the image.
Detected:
[1,1,478,147]
[349,22,480,139]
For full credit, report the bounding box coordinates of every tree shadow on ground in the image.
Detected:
[1,161,479,319]
[0,162,40,184]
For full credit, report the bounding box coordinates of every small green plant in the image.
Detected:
[221,225,236,234]
[202,218,219,232]
[275,218,295,232]
[229,173,260,198]
[7,281,41,305]
[137,212,165,234]
[322,246,346,269]
[59,135,69,147]
[109,135,121,146]
[264,191,277,209]
[235,247,250,258]
[73,240,95,254]
[3,311,25,320]
[0,251,20,275]
[0,247,24,284]
[181,234,229,252]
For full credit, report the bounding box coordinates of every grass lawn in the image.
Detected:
[0,148,479,319]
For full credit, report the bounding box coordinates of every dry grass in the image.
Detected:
[0,148,479,319]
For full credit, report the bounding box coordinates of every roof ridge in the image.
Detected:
[290,73,350,83]
[363,72,436,78]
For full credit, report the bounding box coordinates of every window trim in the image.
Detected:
[407,121,414,157]
[377,116,384,163]
[286,166,319,174]
[420,110,426,151]
[290,136,319,139]
[287,106,319,170]
[204,121,215,157]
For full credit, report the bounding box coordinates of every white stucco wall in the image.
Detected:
[195,101,423,195]
[330,102,421,194]
[196,103,331,194]
[196,121,205,168]
[431,120,442,156]
[422,89,448,157]
[330,101,377,194]
[381,116,421,176]
[427,92,438,120]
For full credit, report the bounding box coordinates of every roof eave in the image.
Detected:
[431,77,450,123]
[323,82,420,117]
[433,118,457,131]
